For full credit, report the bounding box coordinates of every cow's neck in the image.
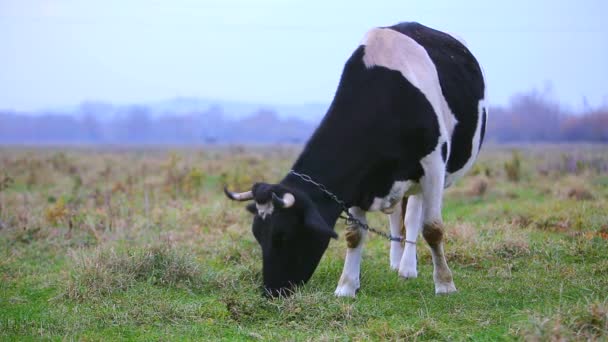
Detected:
[290,147,368,207]
[281,172,345,229]
[285,155,368,227]
[286,102,375,218]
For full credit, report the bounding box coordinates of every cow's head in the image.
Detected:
[225,182,337,297]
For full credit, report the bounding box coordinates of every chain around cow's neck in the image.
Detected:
[288,170,414,244]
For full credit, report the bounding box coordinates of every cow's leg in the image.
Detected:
[335,207,367,297]
[388,199,405,270]
[398,193,424,279]
[420,153,457,294]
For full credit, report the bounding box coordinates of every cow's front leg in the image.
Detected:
[335,207,367,297]
[388,199,405,270]
[398,194,424,279]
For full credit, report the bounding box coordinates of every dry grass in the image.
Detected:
[504,150,523,182]
[467,177,489,197]
[522,298,608,341]
[552,175,596,201]
[1,144,607,340]
[566,187,594,201]
[65,244,203,300]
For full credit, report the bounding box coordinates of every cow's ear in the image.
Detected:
[304,207,338,239]
[246,203,257,215]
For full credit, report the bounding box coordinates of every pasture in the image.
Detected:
[1,144,607,340]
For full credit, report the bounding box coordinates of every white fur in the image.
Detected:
[398,194,424,278]
[255,202,273,219]
[335,27,474,297]
[445,99,487,187]
[420,151,457,294]
[369,180,418,213]
[419,149,445,222]
[362,28,457,140]
[388,203,404,270]
[335,207,367,297]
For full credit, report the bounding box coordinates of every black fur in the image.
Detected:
[229,22,486,297]
[292,45,439,210]
[246,182,337,297]
[388,22,486,174]
[479,107,487,150]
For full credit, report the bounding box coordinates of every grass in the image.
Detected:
[65,244,203,301]
[522,297,608,341]
[1,144,607,340]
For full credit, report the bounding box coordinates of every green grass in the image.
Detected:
[1,145,607,340]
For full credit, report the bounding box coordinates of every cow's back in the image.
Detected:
[293,22,486,210]
[388,22,487,184]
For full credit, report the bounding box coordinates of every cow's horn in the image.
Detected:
[224,186,254,201]
[272,192,295,208]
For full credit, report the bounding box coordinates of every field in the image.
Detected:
[1,144,607,341]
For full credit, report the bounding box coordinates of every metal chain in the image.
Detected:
[289,170,404,242]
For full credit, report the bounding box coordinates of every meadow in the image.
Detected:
[1,144,607,341]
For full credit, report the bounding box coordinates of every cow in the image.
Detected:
[225,22,487,298]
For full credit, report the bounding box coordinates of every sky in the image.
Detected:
[1,0,607,113]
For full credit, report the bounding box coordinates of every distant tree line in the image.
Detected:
[0,107,316,145]
[1,91,606,144]
[487,90,608,142]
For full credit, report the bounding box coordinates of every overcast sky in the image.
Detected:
[1,0,607,113]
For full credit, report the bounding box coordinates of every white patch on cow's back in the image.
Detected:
[361,28,457,139]
[445,99,487,187]
[369,180,421,213]
[256,202,274,219]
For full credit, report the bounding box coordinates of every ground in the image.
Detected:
[1,144,607,341]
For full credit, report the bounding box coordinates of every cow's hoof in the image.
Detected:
[398,247,417,278]
[334,284,358,297]
[390,261,400,271]
[398,270,418,279]
[398,266,418,279]
[389,246,403,272]
[435,281,457,294]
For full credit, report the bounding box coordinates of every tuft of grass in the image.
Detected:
[492,237,531,259]
[65,244,202,300]
[522,298,608,341]
[566,187,594,201]
[0,173,14,192]
[504,150,522,182]
[467,177,489,197]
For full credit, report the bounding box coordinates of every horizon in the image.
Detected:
[1,0,607,115]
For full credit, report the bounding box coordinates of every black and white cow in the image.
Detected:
[225,22,487,297]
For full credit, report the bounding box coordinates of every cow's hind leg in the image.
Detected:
[398,193,424,279]
[420,153,457,294]
[388,199,406,270]
[335,207,367,297]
